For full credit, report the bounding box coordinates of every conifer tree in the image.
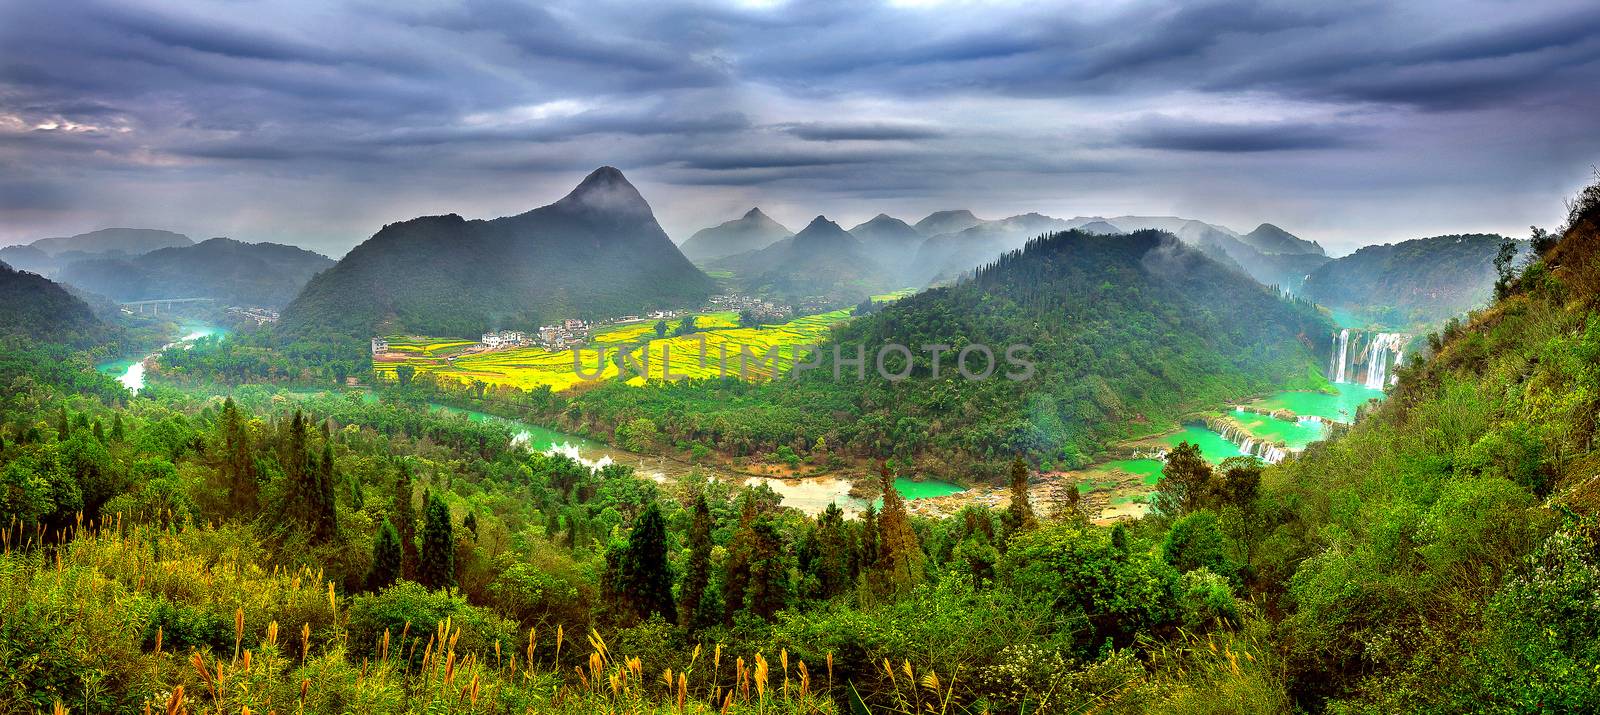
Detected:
[56,407,69,441]
[367,518,402,591]
[308,441,339,542]
[722,495,758,626]
[110,413,124,442]
[744,517,788,621]
[219,398,259,515]
[680,494,714,631]
[463,511,479,539]
[393,463,419,579]
[92,421,104,442]
[616,502,676,624]
[1002,455,1038,536]
[866,463,926,601]
[418,492,456,590]
[809,502,854,599]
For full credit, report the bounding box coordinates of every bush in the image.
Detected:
[345,581,517,666]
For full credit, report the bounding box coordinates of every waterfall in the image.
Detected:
[1334,329,1350,383]
[1363,333,1405,389]
[1390,345,1405,386]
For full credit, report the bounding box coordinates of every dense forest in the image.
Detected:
[541,230,1332,477]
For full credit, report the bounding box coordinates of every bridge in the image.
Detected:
[120,297,215,315]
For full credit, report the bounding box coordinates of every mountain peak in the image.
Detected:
[743,207,768,220]
[555,166,652,218]
[914,209,986,236]
[805,215,838,230]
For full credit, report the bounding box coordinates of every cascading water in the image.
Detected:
[1334,329,1350,383]
[1329,329,1406,388]
[1362,333,1406,389]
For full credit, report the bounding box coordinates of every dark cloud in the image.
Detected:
[779,122,945,141]
[0,0,1595,253]
[1121,117,1357,153]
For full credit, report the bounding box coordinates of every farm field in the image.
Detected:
[373,308,853,392]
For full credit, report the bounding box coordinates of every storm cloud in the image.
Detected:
[1,0,1597,255]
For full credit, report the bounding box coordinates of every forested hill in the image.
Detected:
[279,167,713,348]
[832,229,1333,465]
[556,229,1332,476]
[1301,232,1519,326]
[0,261,111,348]
[1242,185,1600,710]
[59,237,334,308]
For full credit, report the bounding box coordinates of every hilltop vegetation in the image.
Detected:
[0,228,194,275]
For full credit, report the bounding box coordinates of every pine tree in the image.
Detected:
[219,398,259,515]
[866,463,926,602]
[92,421,104,442]
[463,511,479,539]
[110,413,124,442]
[616,502,677,624]
[307,441,339,543]
[1002,455,1038,536]
[367,518,403,591]
[418,492,456,590]
[722,496,758,626]
[744,517,788,621]
[680,494,713,631]
[809,502,854,599]
[393,464,419,579]
[56,407,69,441]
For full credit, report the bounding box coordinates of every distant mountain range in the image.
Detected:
[279,167,714,342]
[709,216,895,303]
[692,205,1337,300]
[678,208,792,262]
[59,237,334,308]
[1302,234,1519,326]
[1,228,194,275]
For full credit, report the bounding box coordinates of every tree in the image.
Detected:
[738,309,762,328]
[56,407,69,441]
[744,517,788,620]
[1002,455,1037,537]
[368,518,403,591]
[1493,235,1520,300]
[864,463,926,601]
[218,398,259,515]
[1162,511,1236,582]
[395,364,416,387]
[654,319,668,338]
[1214,456,1262,510]
[462,510,478,538]
[680,494,713,631]
[808,502,854,598]
[418,492,455,590]
[393,464,420,579]
[110,413,124,442]
[614,502,677,624]
[674,315,698,336]
[1154,441,1212,517]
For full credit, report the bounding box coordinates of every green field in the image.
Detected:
[374,309,853,392]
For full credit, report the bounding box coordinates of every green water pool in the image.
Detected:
[1252,386,1387,424]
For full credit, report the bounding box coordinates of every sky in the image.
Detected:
[2,0,1598,258]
